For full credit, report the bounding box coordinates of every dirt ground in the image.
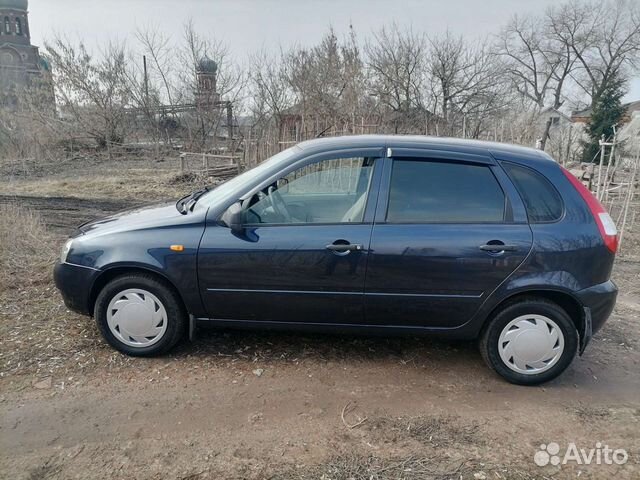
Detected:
[1,155,639,479]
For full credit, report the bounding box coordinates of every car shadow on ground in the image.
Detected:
[159,324,625,391]
[157,325,510,388]
[178,324,479,364]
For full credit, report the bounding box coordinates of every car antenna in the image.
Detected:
[316,125,333,138]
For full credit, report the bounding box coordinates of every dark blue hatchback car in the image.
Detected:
[54,135,618,385]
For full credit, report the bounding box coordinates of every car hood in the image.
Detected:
[77,201,201,237]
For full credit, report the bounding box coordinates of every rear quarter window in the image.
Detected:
[502,162,563,223]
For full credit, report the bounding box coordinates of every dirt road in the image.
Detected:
[0,195,140,234]
[2,292,639,479]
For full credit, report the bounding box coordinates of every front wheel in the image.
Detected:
[479,298,578,385]
[94,273,186,356]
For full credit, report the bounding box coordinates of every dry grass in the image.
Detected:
[266,415,495,480]
[1,167,236,205]
[567,403,612,423]
[271,454,470,480]
[2,170,183,203]
[1,152,232,204]
[270,454,542,480]
[0,204,105,382]
[365,414,481,448]
[0,203,56,289]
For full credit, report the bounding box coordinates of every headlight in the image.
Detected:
[60,239,73,263]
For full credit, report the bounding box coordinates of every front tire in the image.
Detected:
[479,298,578,385]
[94,273,186,356]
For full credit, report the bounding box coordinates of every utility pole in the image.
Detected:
[143,55,149,104]
[226,102,233,142]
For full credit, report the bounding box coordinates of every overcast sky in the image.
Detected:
[29,0,640,103]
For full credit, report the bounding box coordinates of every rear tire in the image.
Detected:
[95,273,186,356]
[479,298,578,385]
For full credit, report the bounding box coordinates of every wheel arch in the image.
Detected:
[481,289,585,339]
[88,266,188,317]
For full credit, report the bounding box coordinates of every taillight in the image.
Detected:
[561,167,618,253]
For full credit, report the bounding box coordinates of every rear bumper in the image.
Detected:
[53,261,100,316]
[576,280,618,334]
[576,280,617,353]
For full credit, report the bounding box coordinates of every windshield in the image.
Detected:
[197,146,301,208]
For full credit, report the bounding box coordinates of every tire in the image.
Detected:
[479,297,579,385]
[94,273,187,356]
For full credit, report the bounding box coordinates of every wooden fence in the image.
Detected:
[179,152,241,178]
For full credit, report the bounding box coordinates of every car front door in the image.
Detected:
[198,149,383,325]
[364,150,533,329]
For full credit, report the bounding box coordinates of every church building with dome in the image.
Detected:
[0,0,53,109]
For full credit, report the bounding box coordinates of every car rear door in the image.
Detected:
[364,149,533,329]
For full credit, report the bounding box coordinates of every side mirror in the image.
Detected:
[220,201,244,234]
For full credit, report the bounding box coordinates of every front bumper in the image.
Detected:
[53,261,100,316]
[576,280,618,353]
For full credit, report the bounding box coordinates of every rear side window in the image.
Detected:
[386,159,505,223]
[502,163,563,223]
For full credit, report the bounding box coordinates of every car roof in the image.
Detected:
[297,134,555,166]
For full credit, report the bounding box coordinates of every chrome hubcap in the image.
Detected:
[498,314,565,375]
[106,289,168,348]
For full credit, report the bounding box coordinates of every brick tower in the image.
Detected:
[0,0,53,109]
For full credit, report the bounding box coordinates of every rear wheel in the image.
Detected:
[479,298,578,385]
[95,273,186,356]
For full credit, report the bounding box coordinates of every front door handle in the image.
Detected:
[479,244,519,252]
[326,243,364,252]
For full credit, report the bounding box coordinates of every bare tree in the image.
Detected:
[44,37,132,156]
[340,25,367,123]
[136,25,177,107]
[8,0,639,167]
[428,32,509,137]
[365,23,426,132]
[0,82,61,165]
[249,49,292,129]
[279,27,368,139]
[246,48,292,160]
[283,29,339,126]
[547,0,640,106]
[134,25,187,149]
[495,14,574,110]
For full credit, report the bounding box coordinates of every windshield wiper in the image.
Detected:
[175,194,191,214]
[175,186,209,214]
[185,187,209,212]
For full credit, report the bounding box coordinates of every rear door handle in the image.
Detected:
[326,243,364,252]
[479,244,519,252]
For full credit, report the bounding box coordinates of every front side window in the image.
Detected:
[245,157,375,224]
[4,17,10,34]
[15,18,21,35]
[386,159,505,223]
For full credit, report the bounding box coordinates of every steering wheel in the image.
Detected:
[268,186,293,222]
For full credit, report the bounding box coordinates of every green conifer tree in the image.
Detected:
[581,74,627,164]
